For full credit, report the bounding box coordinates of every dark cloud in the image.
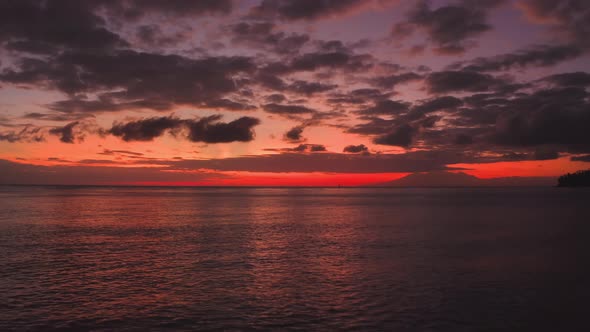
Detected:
[371,72,422,89]
[286,80,337,95]
[1,51,256,113]
[348,38,373,50]
[354,100,411,116]
[137,25,163,45]
[229,21,274,37]
[110,116,183,142]
[310,145,327,152]
[439,84,590,154]
[265,51,373,74]
[109,115,261,143]
[571,155,590,162]
[288,51,371,72]
[349,96,464,149]
[327,89,392,105]
[0,126,44,143]
[454,134,473,145]
[46,98,171,114]
[272,34,311,54]
[75,159,121,165]
[517,0,590,47]
[258,76,337,95]
[0,159,231,185]
[416,115,440,129]
[136,25,188,47]
[350,88,390,99]
[347,79,590,152]
[227,21,309,54]
[0,0,128,53]
[250,0,366,21]
[48,121,79,143]
[426,70,508,93]
[265,143,326,153]
[263,103,317,115]
[501,152,529,161]
[22,112,95,122]
[203,99,257,111]
[373,124,417,147]
[0,0,227,54]
[533,148,559,160]
[265,94,287,103]
[450,44,583,72]
[109,0,233,18]
[348,116,397,136]
[255,73,288,90]
[291,144,327,152]
[493,87,590,151]
[394,0,505,54]
[316,40,349,53]
[3,40,59,55]
[416,65,432,72]
[543,72,590,87]
[304,110,347,127]
[47,157,71,163]
[411,96,463,115]
[0,117,14,127]
[186,115,260,143]
[99,149,144,157]
[165,149,492,173]
[343,144,369,154]
[284,126,305,142]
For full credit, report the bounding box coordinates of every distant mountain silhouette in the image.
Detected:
[557,170,590,187]
[376,171,554,187]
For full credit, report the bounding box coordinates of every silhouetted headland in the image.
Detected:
[557,170,590,187]
[375,171,554,187]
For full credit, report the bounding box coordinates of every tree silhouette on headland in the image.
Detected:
[557,170,590,187]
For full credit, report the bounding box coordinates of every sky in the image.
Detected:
[1,0,589,186]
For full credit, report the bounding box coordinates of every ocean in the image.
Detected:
[1,186,589,331]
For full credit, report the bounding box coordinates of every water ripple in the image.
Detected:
[1,187,589,331]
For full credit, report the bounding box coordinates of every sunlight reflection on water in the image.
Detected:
[1,186,589,331]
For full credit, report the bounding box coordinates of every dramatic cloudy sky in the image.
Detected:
[1,0,590,185]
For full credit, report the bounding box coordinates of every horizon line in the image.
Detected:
[0,184,559,189]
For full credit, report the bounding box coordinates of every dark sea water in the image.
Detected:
[1,186,589,331]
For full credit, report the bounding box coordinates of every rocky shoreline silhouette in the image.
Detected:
[557,170,590,187]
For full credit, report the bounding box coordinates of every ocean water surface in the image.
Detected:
[1,186,589,331]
